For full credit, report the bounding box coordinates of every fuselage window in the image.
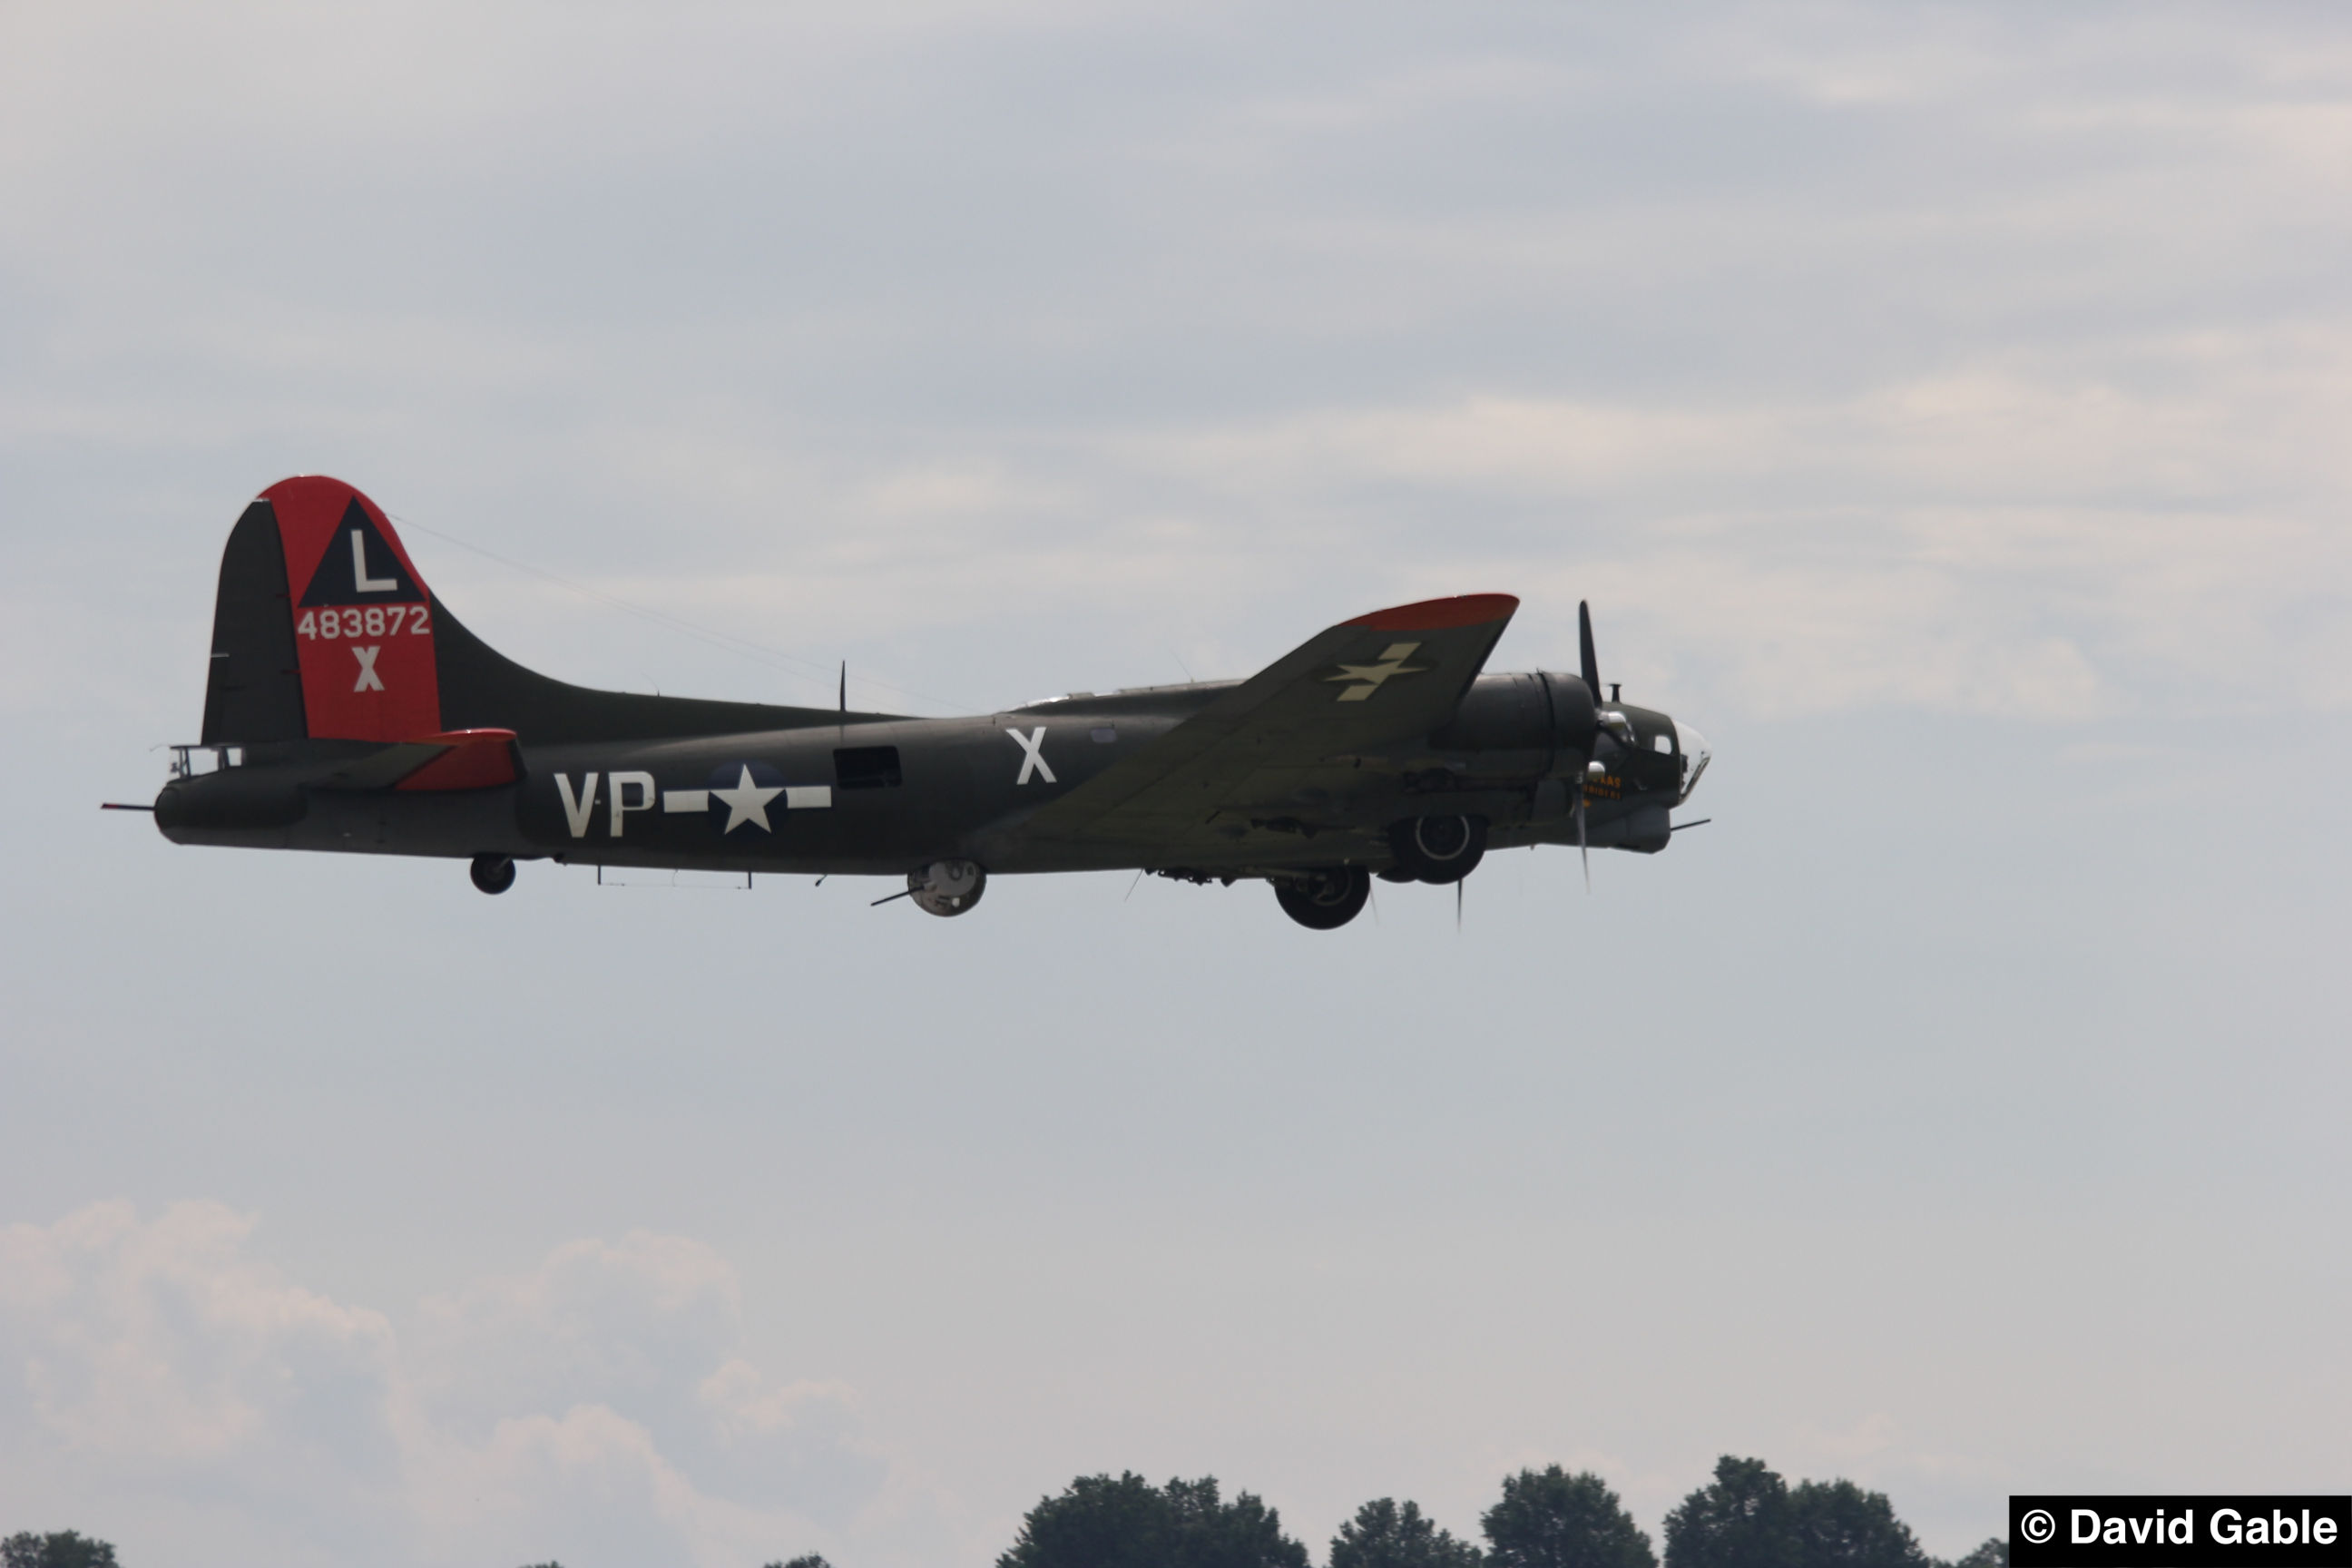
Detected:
[834,746,903,789]
[1091,726,1117,744]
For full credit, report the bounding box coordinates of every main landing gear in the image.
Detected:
[1263,814,1487,928]
[469,853,516,895]
[1272,865,1371,930]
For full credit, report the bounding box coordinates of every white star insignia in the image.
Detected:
[709,764,785,834]
[1326,642,1429,701]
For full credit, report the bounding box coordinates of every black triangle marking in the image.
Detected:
[299,497,425,605]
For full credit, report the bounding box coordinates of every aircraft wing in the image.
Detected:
[1015,593,1518,853]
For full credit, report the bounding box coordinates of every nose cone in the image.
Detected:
[1671,717,1711,804]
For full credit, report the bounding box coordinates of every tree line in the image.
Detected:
[11,1455,2007,1568]
[2,1536,116,1568]
[994,1457,2005,1568]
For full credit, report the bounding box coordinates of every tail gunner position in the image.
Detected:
[146,476,1710,929]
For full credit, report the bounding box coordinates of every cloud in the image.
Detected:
[562,357,2348,723]
[0,1202,883,1568]
[0,1201,397,1471]
[409,1230,745,1429]
[8,3,2351,733]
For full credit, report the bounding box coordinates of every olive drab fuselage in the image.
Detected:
[150,476,1711,926]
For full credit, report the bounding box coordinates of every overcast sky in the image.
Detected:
[4,5,2349,1565]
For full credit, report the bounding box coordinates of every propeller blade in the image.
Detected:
[1579,600,1601,701]
[1576,788,1591,894]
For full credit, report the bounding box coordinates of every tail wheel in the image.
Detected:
[1273,866,1371,930]
[469,853,516,895]
[1387,814,1488,884]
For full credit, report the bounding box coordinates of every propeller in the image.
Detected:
[1571,599,1700,885]
[1582,599,1637,748]
[1576,783,1589,893]
[1574,598,1621,893]
[1581,601,1608,891]
[1579,600,1601,702]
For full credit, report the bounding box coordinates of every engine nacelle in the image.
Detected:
[1424,671,1598,778]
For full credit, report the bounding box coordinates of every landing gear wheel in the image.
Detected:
[469,853,516,895]
[1273,866,1371,930]
[1387,814,1488,884]
[908,858,986,916]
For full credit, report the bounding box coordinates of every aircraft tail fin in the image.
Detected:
[201,476,444,745]
[201,476,867,750]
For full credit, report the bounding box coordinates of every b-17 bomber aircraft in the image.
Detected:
[140,476,1711,929]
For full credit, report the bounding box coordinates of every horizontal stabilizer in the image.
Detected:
[308,729,522,793]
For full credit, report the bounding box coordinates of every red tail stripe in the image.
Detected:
[1345,593,1519,632]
